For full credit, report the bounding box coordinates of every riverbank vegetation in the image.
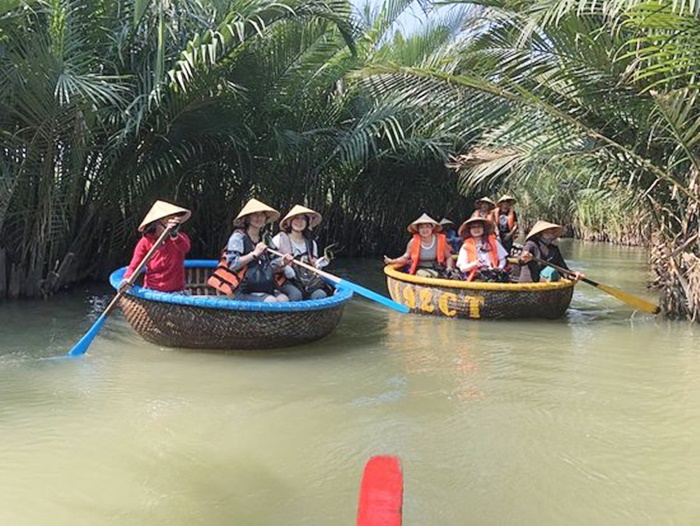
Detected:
[2,0,700,319]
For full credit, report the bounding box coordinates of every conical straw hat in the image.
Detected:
[458,216,493,238]
[407,213,442,234]
[233,199,280,227]
[475,196,496,209]
[497,195,516,204]
[526,220,563,241]
[138,200,192,232]
[439,218,455,228]
[280,205,322,230]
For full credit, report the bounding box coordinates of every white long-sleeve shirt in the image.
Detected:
[456,238,508,272]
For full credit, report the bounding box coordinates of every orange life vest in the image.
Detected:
[408,233,447,275]
[207,255,247,296]
[207,254,286,296]
[503,209,516,230]
[462,235,500,281]
[207,232,286,296]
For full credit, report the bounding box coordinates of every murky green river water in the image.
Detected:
[1,241,699,525]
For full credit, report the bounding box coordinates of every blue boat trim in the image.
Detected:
[109,260,353,312]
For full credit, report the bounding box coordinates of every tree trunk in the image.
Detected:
[8,263,21,299]
[0,247,6,300]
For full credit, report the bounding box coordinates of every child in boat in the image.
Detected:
[222,199,292,302]
[440,218,463,253]
[384,214,454,276]
[456,217,509,282]
[517,220,583,282]
[495,195,518,253]
[121,200,192,293]
[272,205,330,300]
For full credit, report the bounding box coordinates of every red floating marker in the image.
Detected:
[357,455,403,526]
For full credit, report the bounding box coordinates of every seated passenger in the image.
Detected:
[122,200,192,293]
[518,221,583,282]
[470,197,497,229]
[272,205,330,301]
[440,218,463,253]
[456,217,509,282]
[384,213,454,276]
[495,195,518,253]
[210,199,291,302]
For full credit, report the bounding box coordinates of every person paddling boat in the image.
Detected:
[518,220,584,282]
[121,200,192,293]
[272,205,330,300]
[211,199,292,302]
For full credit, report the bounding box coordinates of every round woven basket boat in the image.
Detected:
[384,265,574,320]
[110,260,353,350]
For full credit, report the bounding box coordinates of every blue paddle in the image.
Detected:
[67,224,175,357]
[267,248,409,313]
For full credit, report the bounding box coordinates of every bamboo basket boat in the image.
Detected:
[109,260,353,350]
[384,264,574,320]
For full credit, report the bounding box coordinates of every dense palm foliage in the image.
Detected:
[0,0,471,299]
[5,0,700,320]
[359,0,700,318]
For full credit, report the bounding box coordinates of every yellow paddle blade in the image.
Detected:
[594,283,660,314]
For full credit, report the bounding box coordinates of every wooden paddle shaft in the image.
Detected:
[527,255,590,283]
[266,247,340,284]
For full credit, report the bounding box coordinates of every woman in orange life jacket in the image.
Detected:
[517,220,584,283]
[495,195,519,253]
[383,213,454,276]
[456,217,508,282]
[224,199,293,302]
[120,200,192,293]
[470,196,498,231]
[271,205,330,301]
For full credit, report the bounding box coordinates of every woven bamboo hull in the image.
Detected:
[384,265,574,320]
[110,261,351,350]
[118,294,346,349]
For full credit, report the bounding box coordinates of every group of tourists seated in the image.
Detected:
[122,194,581,300]
[122,199,332,302]
[384,195,583,283]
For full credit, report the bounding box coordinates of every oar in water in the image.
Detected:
[523,254,660,314]
[266,248,409,313]
[67,224,175,357]
[357,455,403,526]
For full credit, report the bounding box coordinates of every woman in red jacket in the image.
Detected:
[122,200,192,292]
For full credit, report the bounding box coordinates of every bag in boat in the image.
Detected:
[293,261,327,297]
[241,258,276,294]
[474,267,512,283]
[207,257,246,296]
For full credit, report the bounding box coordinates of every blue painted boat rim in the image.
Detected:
[109,260,353,312]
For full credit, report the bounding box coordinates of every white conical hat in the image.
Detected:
[475,196,496,209]
[526,220,563,241]
[138,200,191,232]
[233,199,280,227]
[458,216,493,238]
[439,217,455,228]
[280,205,323,230]
[407,213,442,234]
[497,194,516,204]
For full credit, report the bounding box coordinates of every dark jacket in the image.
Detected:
[518,238,569,282]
